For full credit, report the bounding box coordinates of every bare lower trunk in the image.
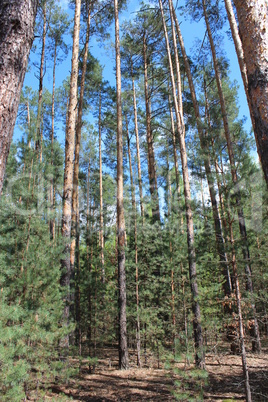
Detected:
[60,0,81,348]
[160,0,204,368]
[125,114,141,367]
[115,0,129,370]
[232,0,268,187]
[203,0,261,353]
[0,0,38,194]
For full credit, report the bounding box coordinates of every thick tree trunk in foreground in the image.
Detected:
[115,0,129,370]
[203,0,261,353]
[0,0,38,195]
[233,0,268,187]
[50,43,57,240]
[60,0,81,348]
[160,0,204,368]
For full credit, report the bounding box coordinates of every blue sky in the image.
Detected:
[16,0,252,144]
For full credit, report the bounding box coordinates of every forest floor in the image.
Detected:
[42,343,268,402]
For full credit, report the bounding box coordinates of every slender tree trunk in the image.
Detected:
[60,0,81,348]
[115,0,129,370]
[125,114,141,367]
[160,0,204,368]
[131,58,144,220]
[168,92,180,199]
[98,88,105,284]
[36,2,46,159]
[0,0,38,194]
[223,0,254,129]
[232,0,268,187]
[143,34,160,221]
[202,0,261,353]
[86,160,92,356]
[173,6,231,296]
[50,43,57,241]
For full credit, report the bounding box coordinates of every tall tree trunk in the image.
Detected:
[0,0,38,195]
[36,1,46,159]
[202,0,261,353]
[160,0,204,368]
[173,6,232,296]
[115,0,129,370]
[232,0,268,187]
[131,57,144,220]
[168,92,180,200]
[223,0,254,129]
[125,113,141,368]
[60,0,81,348]
[98,88,105,284]
[50,43,57,241]
[143,34,160,221]
[71,2,91,349]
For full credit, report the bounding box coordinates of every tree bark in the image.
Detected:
[131,57,144,220]
[115,0,129,370]
[36,1,46,160]
[60,0,81,348]
[0,0,38,194]
[49,42,57,240]
[143,34,160,221]
[160,0,204,368]
[98,88,105,284]
[125,113,141,368]
[232,0,268,187]
[202,0,261,353]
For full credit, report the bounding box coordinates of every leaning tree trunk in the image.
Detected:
[0,0,38,195]
[232,0,268,187]
[160,0,204,368]
[202,0,261,353]
[60,0,81,348]
[115,0,129,370]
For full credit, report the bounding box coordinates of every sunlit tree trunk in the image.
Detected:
[36,2,46,161]
[115,0,129,370]
[0,0,38,194]
[233,0,268,187]
[60,0,81,348]
[98,88,105,284]
[50,43,57,241]
[202,0,261,353]
[160,0,204,368]
[131,57,144,220]
[173,7,231,296]
[125,113,141,368]
[143,34,160,221]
